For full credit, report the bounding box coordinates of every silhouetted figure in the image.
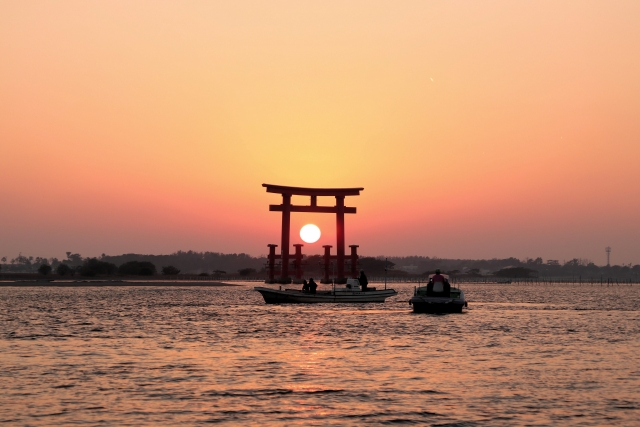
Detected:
[359,270,369,291]
[308,278,318,294]
[427,269,451,297]
[302,279,309,293]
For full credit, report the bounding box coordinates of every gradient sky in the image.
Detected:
[2,1,639,265]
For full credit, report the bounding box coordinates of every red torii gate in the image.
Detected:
[263,183,363,284]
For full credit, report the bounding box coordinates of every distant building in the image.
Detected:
[546,260,560,266]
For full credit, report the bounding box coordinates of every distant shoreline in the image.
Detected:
[0,281,240,287]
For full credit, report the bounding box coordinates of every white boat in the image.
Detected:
[255,279,397,304]
[409,274,468,313]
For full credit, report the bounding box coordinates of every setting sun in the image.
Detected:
[300,224,321,244]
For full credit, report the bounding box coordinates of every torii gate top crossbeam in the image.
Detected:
[262,183,363,197]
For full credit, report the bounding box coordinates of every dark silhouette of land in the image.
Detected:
[1,251,638,282]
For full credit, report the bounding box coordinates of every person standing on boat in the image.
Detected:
[428,269,451,296]
[432,269,446,284]
[359,270,369,291]
[308,278,318,294]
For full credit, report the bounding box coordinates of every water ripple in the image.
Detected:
[1,283,639,426]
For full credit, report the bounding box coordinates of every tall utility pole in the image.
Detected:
[605,246,611,267]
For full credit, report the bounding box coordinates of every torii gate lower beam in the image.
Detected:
[263,184,363,283]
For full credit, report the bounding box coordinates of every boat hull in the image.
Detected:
[254,287,397,304]
[410,296,466,313]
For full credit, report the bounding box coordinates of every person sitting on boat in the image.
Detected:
[301,279,310,293]
[427,269,451,296]
[359,270,369,291]
[308,278,318,294]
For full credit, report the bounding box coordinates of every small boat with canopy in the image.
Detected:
[255,278,397,304]
[409,273,468,313]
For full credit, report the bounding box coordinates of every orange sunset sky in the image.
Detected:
[1,1,639,265]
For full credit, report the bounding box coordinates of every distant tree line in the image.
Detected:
[1,251,639,280]
[0,252,163,277]
[388,256,640,279]
[99,250,265,275]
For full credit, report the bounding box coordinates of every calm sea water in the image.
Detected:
[1,282,639,426]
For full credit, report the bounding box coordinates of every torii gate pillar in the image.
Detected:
[280,194,291,280]
[336,195,345,280]
[263,184,363,284]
